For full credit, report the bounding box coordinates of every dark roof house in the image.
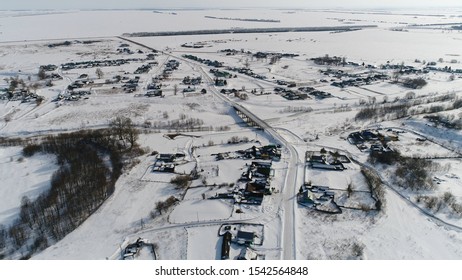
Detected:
[236,231,255,245]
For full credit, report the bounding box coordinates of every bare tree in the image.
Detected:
[95,68,104,79]
[244,58,250,68]
[392,70,401,83]
[155,201,165,214]
[110,116,139,150]
[30,83,40,93]
[173,84,178,96]
[38,68,47,80]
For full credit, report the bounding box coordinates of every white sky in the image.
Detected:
[3,0,462,10]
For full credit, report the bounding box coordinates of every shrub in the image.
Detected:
[22,144,41,157]
[228,136,240,144]
[154,196,179,216]
[351,242,364,258]
[170,175,192,189]
[442,192,456,206]
[402,78,427,89]
[369,150,400,165]
[453,99,462,109]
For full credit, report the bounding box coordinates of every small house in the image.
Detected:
[236,231,255,245]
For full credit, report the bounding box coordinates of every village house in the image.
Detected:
[236,230,255,245]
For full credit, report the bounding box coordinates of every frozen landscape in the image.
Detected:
[0,7,462,260]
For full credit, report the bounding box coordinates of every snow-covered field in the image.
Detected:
[0,8,461,260]
[0,147,57,226]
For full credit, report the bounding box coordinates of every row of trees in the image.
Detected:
[356,95,461,122]
[311,55,347,66]
[360,168,385,211]
[355,103,411,121]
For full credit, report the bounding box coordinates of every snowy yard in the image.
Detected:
[170,199,233,223]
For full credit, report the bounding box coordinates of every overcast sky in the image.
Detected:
[2,0,462,10]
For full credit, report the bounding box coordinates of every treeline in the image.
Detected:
[355,103,410,121]
[204,16,281,23]
[360,168,385,211]
[355,93,461,122]
[0,137,32,147]
[311,55,345,66]
[1,117,141,259]
[123,26,377,37]
[424,114,462,130]
[143,116,205,131]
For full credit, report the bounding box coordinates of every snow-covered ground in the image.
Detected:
[363,190,462,259]
[0,147,57,226]
[0,8,461,260]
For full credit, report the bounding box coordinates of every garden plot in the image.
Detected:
[139,133,194,155]
[186,225,221,260]
[199,158,249,186]
[194,141,264,157]
[304,162,375,211]
[131,228,187,260]
[403,119,462,153]
[174,162,196,175]
[306,165,370,192]
[336,190,377,209]
[169,199,233,224]
[183,185,233,200]
[0,147,58,225]
[141,171,177,183]
[386,130,456,158]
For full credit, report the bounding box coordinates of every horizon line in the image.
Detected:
[2,6,462,11]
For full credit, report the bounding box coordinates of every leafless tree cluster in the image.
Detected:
[416,192,462,216]
[1,118,141,259]
[170,175,192,190]
[356,94,460,122]
[355,103,410,121]
[153,196,179,216]
[395,157,438,191]
[361,168,385,211]
[109,116,139,150]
